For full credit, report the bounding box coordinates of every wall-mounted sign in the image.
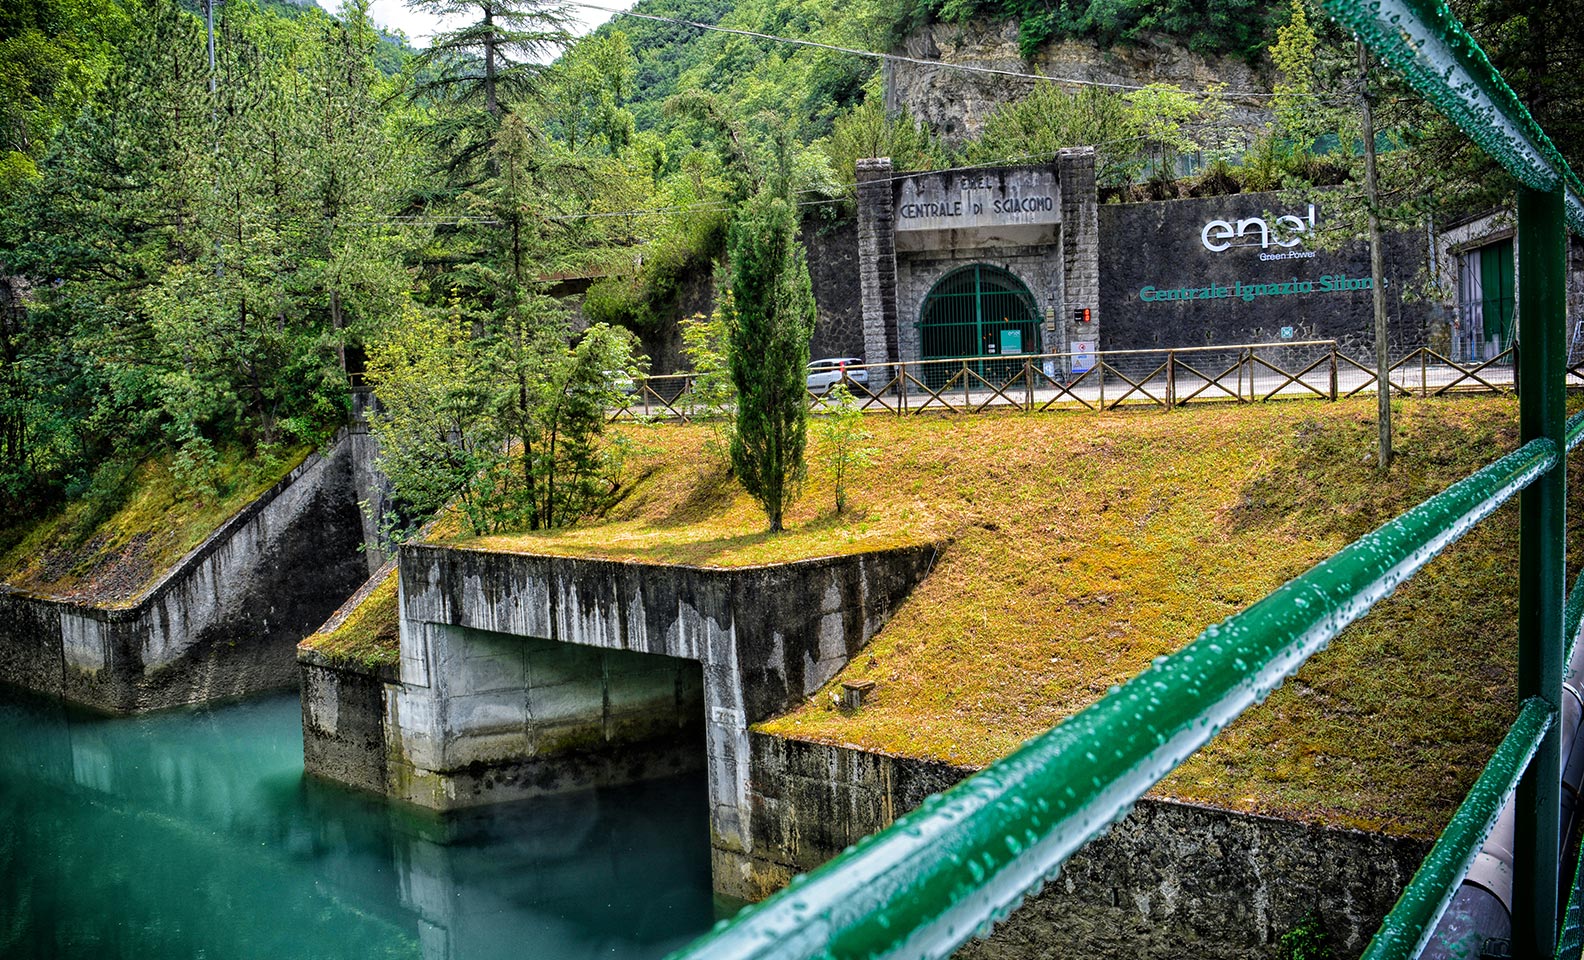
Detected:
[1000,329,1023,355]
[895,168,1061,250]
[1071,340,1096,374]
[1201,204,1318,258]
[1138,273,1378,304]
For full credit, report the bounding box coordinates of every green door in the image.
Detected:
[917,265,1042,388]
[1479,239,1515,353]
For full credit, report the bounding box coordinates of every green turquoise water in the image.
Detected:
[0,690,717,960]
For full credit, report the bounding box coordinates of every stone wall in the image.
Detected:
[1099,191,1435,357]
[858,159,902,366]
[806,214,866,360]
[0,431,376,712]
[732,734,1429,960]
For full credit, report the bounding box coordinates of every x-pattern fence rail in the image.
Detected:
[611,341,1584,423]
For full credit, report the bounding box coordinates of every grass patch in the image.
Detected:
[301,566,401,669]
[0,443,312,606]
[435,394,1578,836]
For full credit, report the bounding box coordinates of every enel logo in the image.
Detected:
[1201,204,1318,252]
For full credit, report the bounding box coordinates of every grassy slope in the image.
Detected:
[0,444,312,606]
[302,565,400,669]
[403,395,1572,835]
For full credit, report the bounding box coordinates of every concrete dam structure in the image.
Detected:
[300,544,938,879]
[0,399,387,713]
[302,541,1430,957]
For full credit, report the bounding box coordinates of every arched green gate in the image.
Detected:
[917,264,1042,388]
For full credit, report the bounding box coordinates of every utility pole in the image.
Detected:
[205,0,217,111]
[1357,39,1391,471]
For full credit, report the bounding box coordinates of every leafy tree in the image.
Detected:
[0,0,128,196]
[365,295,497,534]
[541,31,638,156]
[411,0,573,119]
[678,291,737,461]
[964,82,1225,189]
[725,134,817,533]
[821,95,945,199]
[813,382,874,514]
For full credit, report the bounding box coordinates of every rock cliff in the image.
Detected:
[884,21,1275,142]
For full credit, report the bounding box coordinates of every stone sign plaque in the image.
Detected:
[893,167,1061,251]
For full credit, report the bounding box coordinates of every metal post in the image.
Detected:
[1098,354,1105,412]
[1515,183,1567,959]
[1330,342,1339,401]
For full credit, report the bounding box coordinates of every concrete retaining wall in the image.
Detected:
[381,543,939,848]
[731,733,1430,960]
[300,650,397,795]
[0,431,374,712]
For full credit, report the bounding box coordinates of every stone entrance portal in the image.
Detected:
[918,263,1043,387]
[855,150,1100,374]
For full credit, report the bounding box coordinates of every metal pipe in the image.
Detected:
[1514,183,1568,957]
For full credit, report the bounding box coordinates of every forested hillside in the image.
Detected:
[2,0,1578,546]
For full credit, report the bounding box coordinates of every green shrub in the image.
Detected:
[1278,914,1334,960]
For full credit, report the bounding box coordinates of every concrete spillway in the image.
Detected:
[301,542,938,888]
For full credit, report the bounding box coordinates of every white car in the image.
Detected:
[806,358,868,394]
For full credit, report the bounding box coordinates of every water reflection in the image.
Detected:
[0,690,716,960]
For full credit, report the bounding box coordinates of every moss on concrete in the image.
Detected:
[0,443,312,606]
[300,566,400,669]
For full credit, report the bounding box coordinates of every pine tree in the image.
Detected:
[725,135,817,533]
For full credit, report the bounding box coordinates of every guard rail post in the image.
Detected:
[1516,182,1569,956]
[1331,342,1339,401]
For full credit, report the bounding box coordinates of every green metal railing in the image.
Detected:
[1360,697,1553,960]
[664,2,1583,958]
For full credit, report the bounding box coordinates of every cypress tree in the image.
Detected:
[725,146,816,533]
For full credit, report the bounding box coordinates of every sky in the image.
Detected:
[312,0,633,46]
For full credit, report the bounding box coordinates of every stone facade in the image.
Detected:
[731,734,1430,960]
[1098,191,1435,358]
[858,151,1102,372]
[0,430,376,712]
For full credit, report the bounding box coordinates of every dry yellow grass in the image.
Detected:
[425,394,1580,835]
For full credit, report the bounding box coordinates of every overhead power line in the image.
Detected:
[570,1,1286,101]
